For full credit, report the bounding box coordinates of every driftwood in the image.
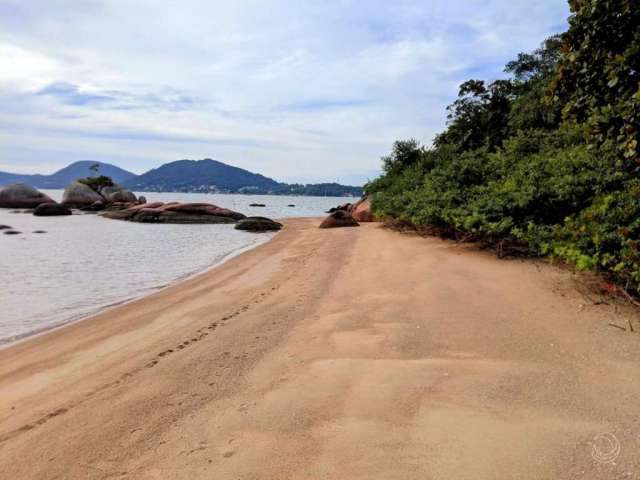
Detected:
[621,286,640,308]
[608,323,626,331]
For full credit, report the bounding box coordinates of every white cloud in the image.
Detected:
[0,0,570,183]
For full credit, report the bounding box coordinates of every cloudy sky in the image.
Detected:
[0,1,570,185]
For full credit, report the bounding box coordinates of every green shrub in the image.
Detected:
[366,1,640,294]
[78,175,115,190]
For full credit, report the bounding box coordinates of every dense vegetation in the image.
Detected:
[366,0,640,294]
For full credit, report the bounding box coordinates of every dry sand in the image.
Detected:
[1,218,639,479]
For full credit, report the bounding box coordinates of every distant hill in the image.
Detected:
[0,161,137,189]
[123,159,363,196]
[123,159,280,193]
[1,158,363,197]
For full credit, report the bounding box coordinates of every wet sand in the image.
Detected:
[1,218,639,479]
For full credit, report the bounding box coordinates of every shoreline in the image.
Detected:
[0,229,277,350]
[1,218,640,478]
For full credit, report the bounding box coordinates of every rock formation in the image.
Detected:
[61,181,106,208]
[235,217,283,232]
[0,184,55,208]
[33,203,72,216]
[349,196,375,222]
[319,210,360,228]
[101,202,246,224]
[99,185,138,203]
[61,180,138,209]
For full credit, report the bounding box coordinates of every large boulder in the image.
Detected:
[81,200,106,212]
[160,203,246,221]
[319,210,360,228]
[100,185,137,203]
[326,202,352,214]
[33,202,72,216]
[349,196,375,222]
[62,181,104,207]
[101,202,246,224]
[0,184,55,208]
[235,217,283,232]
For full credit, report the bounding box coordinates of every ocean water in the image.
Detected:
[0,191,347,345]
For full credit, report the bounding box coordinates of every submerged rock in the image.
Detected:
[33,230,47,234]
[319,210,359,228]
[235,217,283,232]
[0,225,12,230]
[33,202,72,216]
[249,203,266,207]
[3,230,21,235]
[0,184,54,208]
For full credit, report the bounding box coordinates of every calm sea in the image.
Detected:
[0,191,346,345]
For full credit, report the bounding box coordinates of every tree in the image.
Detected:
[434,79,516,152]
[551,0,640,168]
[381,139,424,174]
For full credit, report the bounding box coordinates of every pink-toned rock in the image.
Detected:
[100,201,245,224]
[160,203,245,220]
[126,202,165,213]
[349,196,375,222]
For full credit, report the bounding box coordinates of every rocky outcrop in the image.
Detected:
[83,201,106,212]
[101,202,246,224]
[0,184,55,208]
[327,202,352,214]
[319,210,359,228]
[33,203,72,216]
[349,196,375,222]
[99,185,138,203]
[0,225,12,230]
[235,217,283,232]
[61,181,138,208]
[61,181,105,207]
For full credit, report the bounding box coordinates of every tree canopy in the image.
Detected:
[367,0,640,294]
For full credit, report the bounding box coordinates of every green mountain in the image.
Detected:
[0,161,137,189]
[1,158,363,197]
[123,159,363,196]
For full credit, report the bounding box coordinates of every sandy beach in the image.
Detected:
[1,218,639,479]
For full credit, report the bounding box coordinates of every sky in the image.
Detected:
[0,1,570,185]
